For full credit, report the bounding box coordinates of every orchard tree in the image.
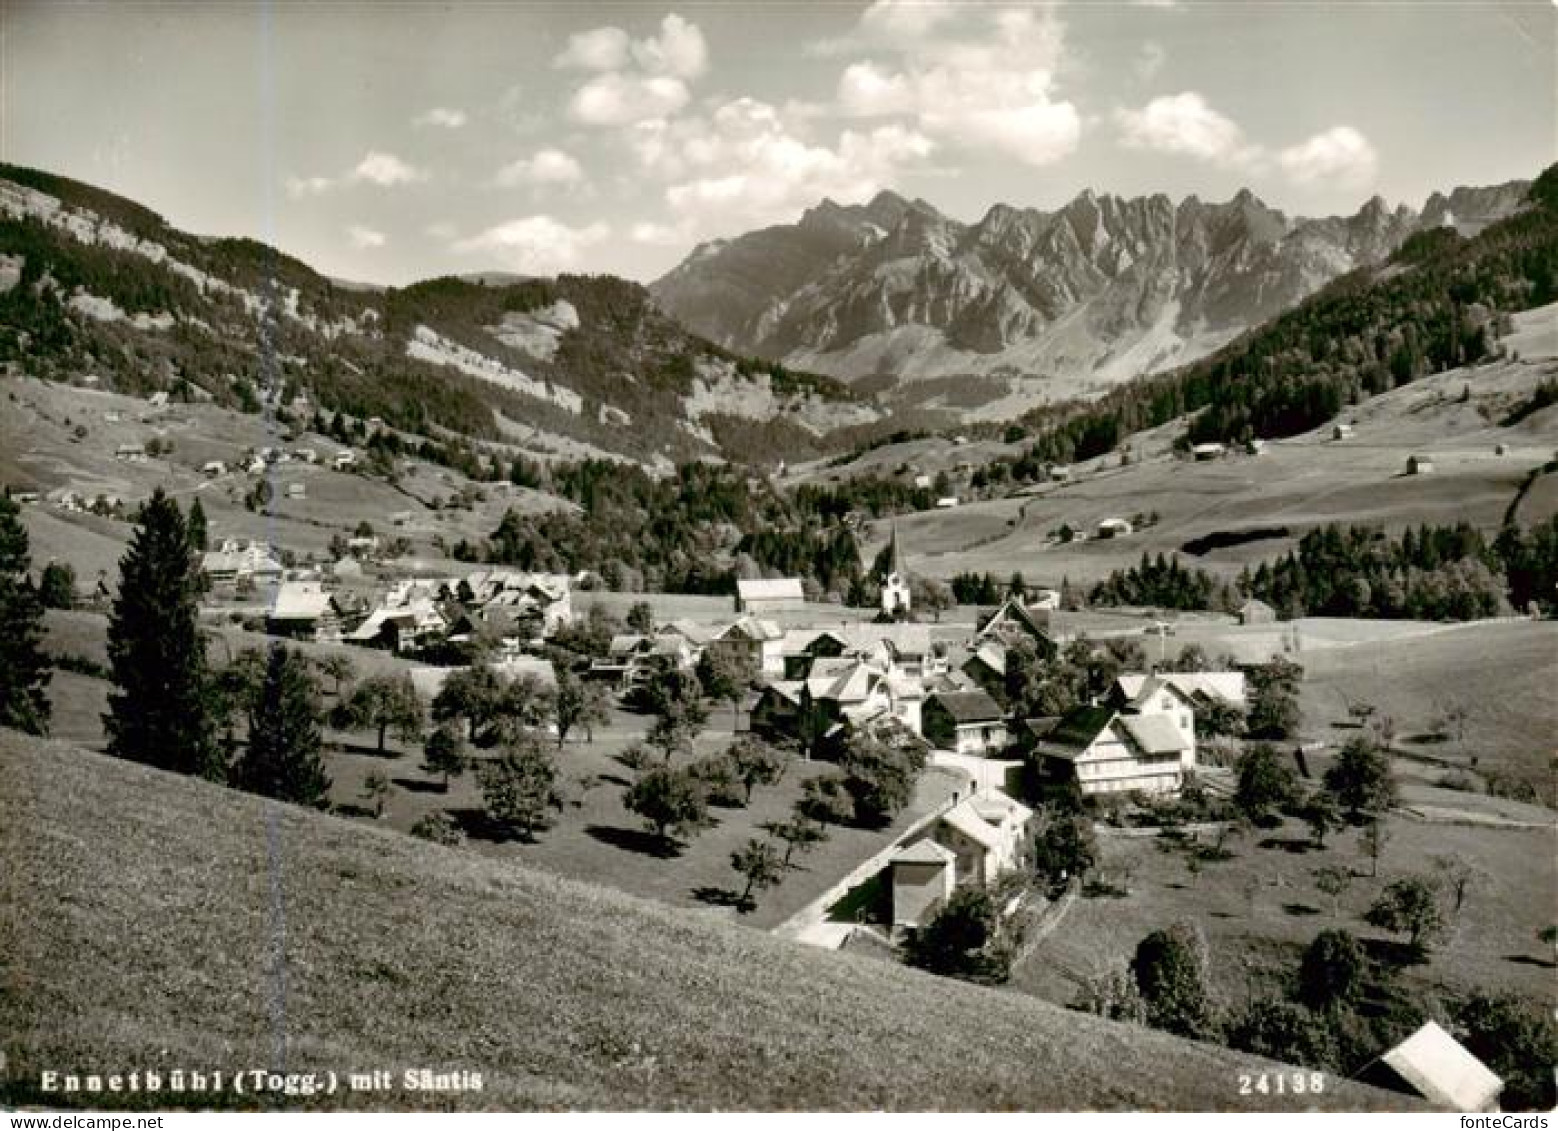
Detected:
[231,644,331,807]
[624,765,708,848]
[695,647,753,726]
[1366,876,1446,955]
[432,662,505,744]
[361,770,392,818]
[1234,743,1300,823]
[797,772,855,826]
[421,724,467,790]
[552,667,611,745]
[476,736,565,840]
[626,600,655,635]
[345,674,425,754]
[643,666,708,760]
[105,489,223,779]
[37,561,76,610]
[316,653,356,698]
[1323,736,1397,820]
[0,492,51,736]
[1131,923,1217,1039]
[1359,819,1391,877]
[1312,865,1353,917]
[765,813,826,868]
[730,837,785,910]
[411,811,464,846]
[1033,811,1098,897]
[726,735,789,802]
[1303,790,1342,848]
[1297,928,1367,1011]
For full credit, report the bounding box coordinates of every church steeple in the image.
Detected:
[887,522,905,578]
[880,522,912,616]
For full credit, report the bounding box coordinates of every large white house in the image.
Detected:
[890,790,1034,930]
[1031,677,1198,796]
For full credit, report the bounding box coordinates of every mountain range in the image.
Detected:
[650,181,1532,405]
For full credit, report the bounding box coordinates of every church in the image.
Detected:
[879,525,912,616]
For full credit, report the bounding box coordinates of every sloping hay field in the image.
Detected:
[0,736,1410,1111]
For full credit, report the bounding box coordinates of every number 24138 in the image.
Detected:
[1239,1071,1326,1096]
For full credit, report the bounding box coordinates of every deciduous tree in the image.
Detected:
[345,673,425,754]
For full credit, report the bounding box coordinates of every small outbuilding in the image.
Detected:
[1332,423,1355,440]
[1406,455,1435,475]
[1096,517,1133,539]
[1191,442,1226,461]
[1357,1021,1502,1113]
[1236,598,1277,625]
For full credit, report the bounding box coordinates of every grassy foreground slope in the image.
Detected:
[0,736,1410,1111]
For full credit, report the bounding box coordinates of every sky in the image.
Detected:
[2,1,1553,285]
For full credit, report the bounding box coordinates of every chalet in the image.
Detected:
[201,540,284,585]
[782,624,933,680]
[1406,454,1435,475]
[1048,465,1071,482]
[331,451,356,470]
[265,581,342,642]
[1191,442,1226,461]
[656,619,714,654]
[1030,681,1196,797]
[285,482,306,500]
[115,444,147,462]
[961,641,1007,700]
[735,577,805,614]
[1357,1021,1502,1113]
[590,634,679,687]
[1096,517,1132,539]
[923,690,1008,756]
[891,789,1035,929]
[1332,423,1355,440]
[1116,671,1246,712]
[975,597,1059,657]
[201,460,226,476]
[454,570,573,638]
[707,616,786,677]
[935,496,959,509]
[1236,597,1277,625]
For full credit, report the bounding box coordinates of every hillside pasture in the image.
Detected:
[0,735,1412,1111]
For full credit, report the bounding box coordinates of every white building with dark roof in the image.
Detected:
[735,576,805,614]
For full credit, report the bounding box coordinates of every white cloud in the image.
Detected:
[1278,125,1379,187]
[494,148,586,188]
[1132,0,1181,8]
[648,97,934,235]
[838,61,915,116]
[826,5,1080,167]
[1115,91,1249,164]
[562,14,708,128]
[630,220,691,245]
[569,72,690,127]
[453,215,611,273]
[554,26,631,71]
[284,175,335,199]
[424,220,458,241]
[414,107,467,129]
[631,14,708,80]
[347,225,386,249]
[352,151,426,186]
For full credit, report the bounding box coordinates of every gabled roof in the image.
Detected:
[736,577,804,601]
[939,803,1003,850]
[970,789,1033,827]
[929,689,1005,724]
[892,838,955,866]
[1238,597,1274,615]
[1030,705,1116,761]
[1118,713,1190,756]
[609,633,651,657]
[659,619,713,646]
[965,641,1007,676]
[268,581,334,622]
[1114,674,1196,712]
[1370,1021,1502,1112]
[717,616,784,643]
[975,596,1055,644]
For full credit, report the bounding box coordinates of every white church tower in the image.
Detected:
[880,524,912,616]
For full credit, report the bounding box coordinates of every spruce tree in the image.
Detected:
[0,491,52,735]
[187,496,209,552]
[232,644,331,806]
[105,489,223,779]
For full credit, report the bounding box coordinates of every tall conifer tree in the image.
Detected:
[105,489,223,778]
[233,644,331,806]
[0,491,52,735]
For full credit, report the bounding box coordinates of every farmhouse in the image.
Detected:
[1357,1021,1502,1113]
[1236,597,1277,625]
[1332,423,1355,440]
[961,641,1007,701]
[114,443,147,462]
[889,789,1036,930]
[707,616,786,677]
[1116,671,1246,712]
[265,581,342,642]
[735,576,805,614]
[975,597,1059,657]
[923,690,1008,756]
[201,460,225,476]
[1191,442,1225,461]
[1029,687,1196,797]
[1406,454,1435,475]
[1096,517,1133,539]
[201,539,284,585]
